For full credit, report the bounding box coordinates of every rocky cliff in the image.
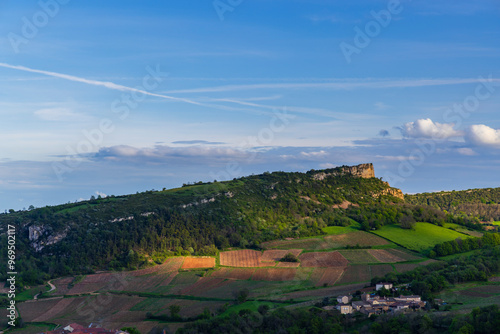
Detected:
[312,163,375,181]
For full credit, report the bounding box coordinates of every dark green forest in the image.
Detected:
[1,166,500,288]
[406,188,500,222]
[0,166,402,286]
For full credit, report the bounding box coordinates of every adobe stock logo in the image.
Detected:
[339,0,408,64]
[7,0,71,53]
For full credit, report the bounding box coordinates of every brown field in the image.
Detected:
[367,249,405,263]
[220,249,270,267]
[51,277,73,295]
[211,268,255,280]
[251,268,297,281]
[324,231,390,248]
[129,257,184,276]
[385,249,422,261]
[309,268,326,285]
[370,264,394,278]
[337,265,370,284]
[261,249,303,262]
[18,298,65,322]
[395,263,420,273]
[277,262,301,268]
[261,238,327,250]
[316,267,345,287]
[181,257,216,269]
[339,250,379,263]
[299,252,348,267]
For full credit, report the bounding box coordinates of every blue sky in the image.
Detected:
[1,0,500,211]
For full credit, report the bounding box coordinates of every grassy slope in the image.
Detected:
[372,222,470,253]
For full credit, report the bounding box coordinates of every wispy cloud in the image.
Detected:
[34,108,88,122]
[0,62,205,107]
[164,78,500,94]
[172,140,225,145]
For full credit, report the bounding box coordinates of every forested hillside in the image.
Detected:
[406,188,500,222]
[0,164,404,286]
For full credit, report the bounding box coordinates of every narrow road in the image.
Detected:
[34,280,56,300]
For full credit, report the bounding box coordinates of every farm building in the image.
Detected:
[337,295,353,304]
[336,304,354,314]
[376,282,393,291]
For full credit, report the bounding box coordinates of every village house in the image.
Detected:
[375,282,393,291]
[336,303,354,315]
[337,295,353,304]
[331,293,425,317]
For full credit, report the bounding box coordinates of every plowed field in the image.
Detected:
[181,257,216,269]
[220,249,269,267]
[298,252,348,267]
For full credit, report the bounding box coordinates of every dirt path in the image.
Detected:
[34,280,56,300]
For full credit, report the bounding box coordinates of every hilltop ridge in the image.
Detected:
[0,163,406,285]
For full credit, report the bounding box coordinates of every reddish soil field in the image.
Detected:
[316,267,345,287]
[298,252,348,267]
[370,264,394,278]
[261,249,302,262]
[368,249,405,263]
[277,262,301,268]
[220,249,269,267]
[181,257,216,269]
[251,268,297,281]
[211,268,255,280]
[337,265,370,284]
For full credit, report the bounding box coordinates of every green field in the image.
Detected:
[322,222,360,235]
[372,223,470,252]
[436,282,500,311]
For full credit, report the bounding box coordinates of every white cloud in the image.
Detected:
[34,108,86,121]
[400,118,463,139]
[467,124,500,147]
[456,148,477,156]
[300,150,328,158]
[95,191,107,198]
[374,102,390,110]
[319,163,337,168]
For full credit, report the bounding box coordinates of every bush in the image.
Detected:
[280,253,299,262]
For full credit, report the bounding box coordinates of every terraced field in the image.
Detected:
[15,226,446,332]
[261,231,391,250]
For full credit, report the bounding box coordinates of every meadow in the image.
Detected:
[372,223,470,252]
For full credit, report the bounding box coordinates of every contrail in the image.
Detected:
[0,62,206,107]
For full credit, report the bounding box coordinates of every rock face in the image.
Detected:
[29,225,44,242]
[312,163,375,180]
[28,225,67,252]
[376,186,405,201]
[312,163,404,201]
